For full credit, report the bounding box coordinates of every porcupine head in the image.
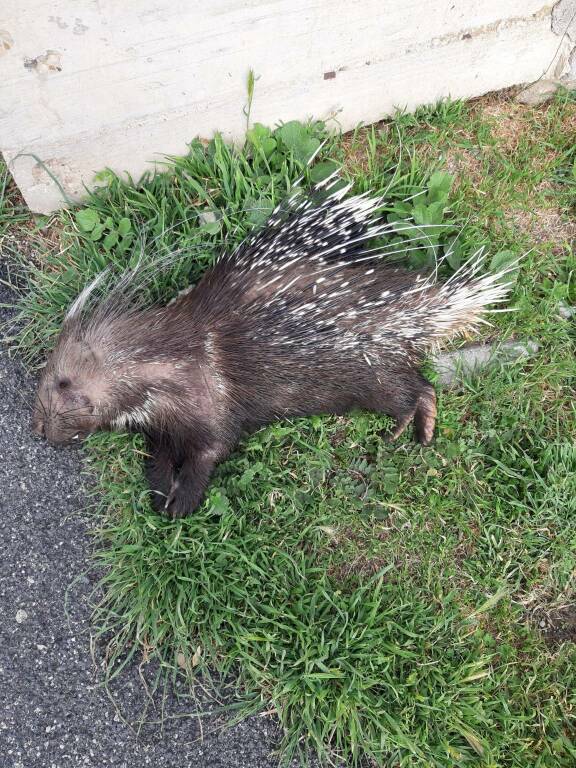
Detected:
[31,266,163,445]
[32,292,120,445]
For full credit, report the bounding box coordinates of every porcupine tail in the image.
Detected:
[375,248,519,352]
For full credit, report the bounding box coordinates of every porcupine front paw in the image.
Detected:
[164,476,206,519]
[144,452,176,512]
[161,442,228,518]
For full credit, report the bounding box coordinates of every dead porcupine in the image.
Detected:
[33,180,515,518]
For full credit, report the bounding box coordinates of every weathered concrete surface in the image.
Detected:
[553,0,576,77]
[0,1,573,213]
[552,0,576,40]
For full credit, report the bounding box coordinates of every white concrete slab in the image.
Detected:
[0,1,572,212]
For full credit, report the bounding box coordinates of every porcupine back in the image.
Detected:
[171,180,513,415]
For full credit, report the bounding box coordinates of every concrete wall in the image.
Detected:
[0,1,574,213]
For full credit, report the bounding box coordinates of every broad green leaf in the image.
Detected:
[209,490,230,516]
[408,248,429,269]
[117,233,134,254]
[246,123,273,144]
[309,160,340,183]
[75,208,100,232]
[275,120,307,150]
[412,204,428,226]
[445,241,463,271]
[275,121,320,163]
[103,230,118,250]
[92,168,117,186]
[426,200,446,225]
[260,137,277,158]
[89,222,106,241]
[246,123,277,158]
[427,171,453,203]
[199,219,222,235]
[388,202,412,218]
[490,249,519,284]
[295,137,321,165]
[118,217,132,236]
[244,195,274,227]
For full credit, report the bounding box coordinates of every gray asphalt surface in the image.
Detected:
[0,264,300,767]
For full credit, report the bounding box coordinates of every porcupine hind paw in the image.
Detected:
[413,387,437,445]
[386,378,437,446]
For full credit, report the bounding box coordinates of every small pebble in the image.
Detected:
[516,79,561,106]
[15,609,28,624]
[432,340,539,388]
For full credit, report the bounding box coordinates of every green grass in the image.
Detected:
[0,160,28,237]
[5,92,576,766]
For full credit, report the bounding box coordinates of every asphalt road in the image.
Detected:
[0,264,301,767]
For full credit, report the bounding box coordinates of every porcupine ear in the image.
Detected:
[76,340,102,368]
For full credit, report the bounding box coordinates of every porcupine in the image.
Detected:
[32,179,514,518]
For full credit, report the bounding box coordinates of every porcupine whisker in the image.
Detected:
[52,413,90,426]
[15,385,39,413]
[56,406,94,418]
[37,397,49,418]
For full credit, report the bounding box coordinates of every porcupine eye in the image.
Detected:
[57,377,71,390]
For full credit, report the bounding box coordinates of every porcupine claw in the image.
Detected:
[387,413,414,443]
[386,391,437,446]
[164,478,196,519]
[164,480,179,515]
